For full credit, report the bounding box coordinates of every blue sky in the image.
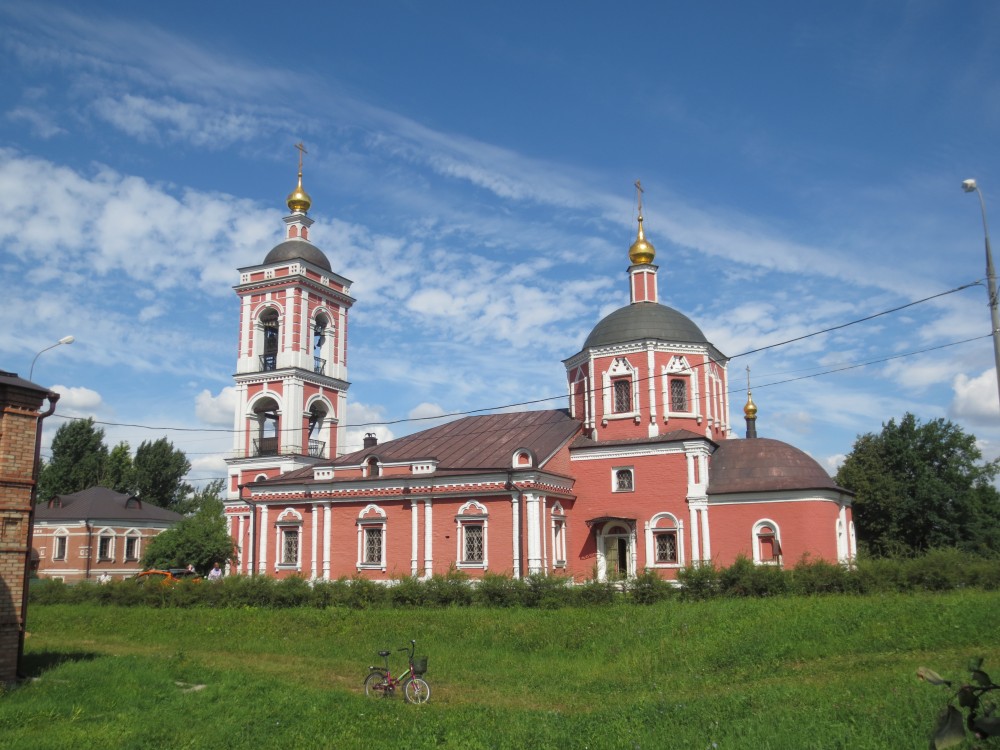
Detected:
[3,1,999,485]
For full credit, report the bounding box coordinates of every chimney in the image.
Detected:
[363,433,378,449]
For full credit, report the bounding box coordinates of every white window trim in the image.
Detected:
[612,466,635,493]
[52,527,69,561]
[356,504,387,571]
[644,512,685,569]
[97,527,115,562]
[752,518,782,566]
[455,500,488,569]
[602,358,639,421]
[123,528,142,561]
[550,503,567,568]
[274,508,304,570]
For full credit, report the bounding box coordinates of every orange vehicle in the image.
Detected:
[133,568,202,584]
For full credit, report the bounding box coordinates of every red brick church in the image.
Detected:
[224,166,855,582]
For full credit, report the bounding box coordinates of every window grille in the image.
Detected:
[655,532,678,563]
[670,378,688,412]
[281,528,299,565]
[364,527,383,564]
[613,379,632,412]
[615,469,634,491]
[464,525,484,562]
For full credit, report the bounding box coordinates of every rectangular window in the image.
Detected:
[364,527,383,565]
[54,536,67,561]
[614,468,634,492]
[281,528,299,565]
[670,378,688,412]
[613,379,632,413]
[125,536,139,561]
[655,532,678,563]
[463,525,484,562]
[98,535,113,561]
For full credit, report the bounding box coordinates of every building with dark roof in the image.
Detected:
[33,487,183,582]
[223,173,855,581]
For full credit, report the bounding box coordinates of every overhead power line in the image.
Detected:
[45,280,983,435]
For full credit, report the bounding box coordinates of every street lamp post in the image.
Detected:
[28,335,75,381]
[962,179,1000,412]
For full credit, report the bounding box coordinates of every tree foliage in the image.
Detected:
[133,438,192,509]
[37,418,108,500]
[836,413,1000,557]
[141,480,234,573]
[919,658,1000,748]
[103,441,136,493]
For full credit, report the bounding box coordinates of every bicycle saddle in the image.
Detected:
[378,650,391,657]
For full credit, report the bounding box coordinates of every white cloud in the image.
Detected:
[195,387,238,427]
[50,384,103,413]
[951,370,1000,424]
[408,402,445,420]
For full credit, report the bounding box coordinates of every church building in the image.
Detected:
[224,164,855,582]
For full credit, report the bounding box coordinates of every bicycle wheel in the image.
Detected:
[364,670,391,698]
[402,676,430,704]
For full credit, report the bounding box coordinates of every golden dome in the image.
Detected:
[286,173,312,213]
[744,392,758,419]
[628,214,656,265]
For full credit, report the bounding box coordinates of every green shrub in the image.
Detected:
[425,569,473,607]
[389,575,427,606]
[575,578,618,605]
[474,572,523,607]
[627,569,674,604]
[677,562,719,600]
[522,573,572,608]
[719,556,788,597]
[788,556,850,595]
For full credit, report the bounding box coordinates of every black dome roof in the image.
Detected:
[263,239,332,272]
[583,302,712,350]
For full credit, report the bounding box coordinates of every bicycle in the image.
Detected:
[363,639,430,703]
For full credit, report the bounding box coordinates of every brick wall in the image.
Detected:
[0,375,52,685]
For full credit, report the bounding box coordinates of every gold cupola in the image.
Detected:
[286,172,312,214]
[629,181,656,265]
[744,391,758,419]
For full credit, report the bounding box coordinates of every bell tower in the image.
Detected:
[225,146,355,499]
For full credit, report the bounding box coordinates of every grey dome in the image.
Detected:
[263,239,332,272]
[583,302,711,349]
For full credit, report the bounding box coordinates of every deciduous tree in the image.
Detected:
[133,437,192,509]
[141,480,234,573]
[37,418,108,500]
[835,413,1000,556]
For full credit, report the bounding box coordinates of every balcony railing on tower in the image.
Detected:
[247,438,326,459]
[313,356,326,374]
[259,354,277,372]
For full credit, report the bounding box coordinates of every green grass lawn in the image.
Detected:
[3,591,998,749]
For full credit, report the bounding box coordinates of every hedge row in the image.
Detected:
[29,549,1000,609]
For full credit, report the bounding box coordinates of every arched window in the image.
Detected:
[307,401,328,458]
[753,521,782,565]
[252,397,280,457]
[455,501,488,569]
[259,308,279,371]
[603,357,637,418]
[313,314,330,374]
[357,505,387,570]
[646,513,683,567]
[365,456,381,478]
[275,509,303,569]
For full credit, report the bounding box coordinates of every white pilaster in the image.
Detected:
[323,503,332,580]
[258,505,269,574]
[423,499,433,578]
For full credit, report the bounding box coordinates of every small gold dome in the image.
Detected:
[744,392,758,419]
[628,215,656,265]
[286,173,312,213]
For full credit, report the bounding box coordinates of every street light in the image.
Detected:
[28,335,75,381]
[962,179,1000,411]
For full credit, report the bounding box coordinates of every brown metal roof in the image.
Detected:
[339,409,581,469]
[263,409,583,487]
[34,486,183,523]
[707,438,848,495]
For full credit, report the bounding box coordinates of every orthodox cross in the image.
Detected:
[635,179,644,217]
[294,142,308,175]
